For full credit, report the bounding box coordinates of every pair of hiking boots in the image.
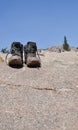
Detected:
[6,42,41,68]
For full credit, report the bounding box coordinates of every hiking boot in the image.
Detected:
[8,42,23,68]
[24,41,41,67]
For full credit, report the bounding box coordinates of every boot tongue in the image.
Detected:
[15,43,20,48]
[27,42,37,53]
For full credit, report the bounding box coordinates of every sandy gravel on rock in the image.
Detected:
[0,51,78,130]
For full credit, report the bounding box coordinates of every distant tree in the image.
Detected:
[63,36,70,51]
[1,47,9,53]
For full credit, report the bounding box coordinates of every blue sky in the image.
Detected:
[0,0,78,50]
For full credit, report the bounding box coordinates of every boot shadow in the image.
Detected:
[9,64,23,69]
